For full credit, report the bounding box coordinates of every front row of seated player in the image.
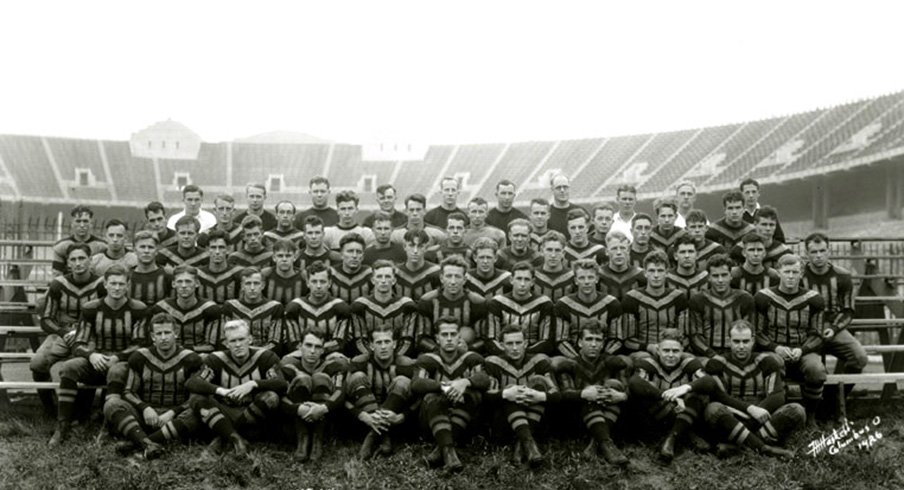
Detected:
[59,311,809,471]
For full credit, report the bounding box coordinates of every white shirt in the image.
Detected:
[611,212,635,242]
[167,209,217,233]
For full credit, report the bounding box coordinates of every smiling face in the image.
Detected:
[658,339,683,369]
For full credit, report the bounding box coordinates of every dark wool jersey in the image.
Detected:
[426,241,473,265]
[529,230,548,252]
[263,227,305,249]
[730,265,779,297]
[293,207,340,229]
[330,265,373,304]
[533,268,575,302]
[424,206,469,229]
[280,351,347,411]
[394,262,441,299]
[130,267,172,305]
[802,263,855,327]
[743,208,786,244]
[197,225,243,252]
[188,348,287,403]
[694,239,727,270]
[157,245,209,270]
[261,267,306,306]
[124,346,203,411]
[151,298,222,352]
[496,247,544,271]
[650,226,687,252]
[486,207,528,232]
[486,293,555,355]
[548,203,584,237]
[234,210,278,232]
[564,242,608,267]
[688,289,755,356]
[629,246,652,269]
[729,241,793,270]
[221,298,285,348]
[667,268,709,300]
[363,243,407,266]
[632,355,703,391]
[283,296,351,353]
[621,288,688,352]
[363,209,409,229]
[554,293,622,358]
[415,290,488,352]
[228,246,274,269]
[197,264,244,304]
[598,264,646,300]
[347,353,417,413]
[297,248,338,272]
[703,352,784,404]
[351,295,418,356]
[705,219,756,250]
[411,351,490,392]
[51,234,107,274]
[157,228,179,249]
[556,354,630,391]
[484,353,558,401]
[754,287,825,353]
[465,270,512,300]
[73,298,149,359]
[41,273,105,335]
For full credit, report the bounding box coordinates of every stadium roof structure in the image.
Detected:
[0,90,903,208]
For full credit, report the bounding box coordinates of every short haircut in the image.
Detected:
[150,312,175,327]
[214,194,235,206]
[144,201,165,218]
[240,266,261,282]
[685,209,708,225]
[339,232,366,251]
[300,326,327,342]
[592,202,617,216]
[496,179,516,191]
[755,206,779,223]
[447,212,468,226]
[706,253,734,273]
[335,190,359,207]
[172,264,198,279]
[240,215,263,230]
[777,254,802,269]
[616,184,637,197]
[730,319,753,337]
[468,196,488,208]
[272,238,298,254]
[566,208,589,222]
[70,205,94,218]
[741,232,765,247]
[371,259,396,273]
[673,234,697,251]
[371,211,393,224]
[660,328,682,343]
[434,315,460,331]
[182,184,202,197]
[508,218,531,232]
[105,218,127,231]
[305,260,331,278]
[804,232,830,249]
[104,264,130,280]
[549,172,568,187]
[66,242,91,258]
[376,184,396,196]
[722,190,744,207]
[631,213,653,228]
[540,230,567,248]
[675,180,696,194]
[579,320,605,339]
[605,230,630,246]
[530,197,550,209]
[500,324,525,338]
[403,228,429,245]
[309,176,330,188]
[370,325,396,341]
[246,183,266,195]
[471,237,498,253]
[133,230,158,245]
[275,200,296,214]
[303,215,324,230]
[739,178,760,191]
[405,193,427,208]
[205,229,228,246]
[571,258,600,275]
[174,215,201,232]
[643,249,670,269]
[440,177,459,189]
[654,198,678,215]
[223,319,250,338]
[510,261,535,277]
[440,254,469,274]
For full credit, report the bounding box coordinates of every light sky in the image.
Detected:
[1,1,902,145]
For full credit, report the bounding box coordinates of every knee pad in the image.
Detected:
[254,391,280,409]
[106,363,129,384]
[389,375,411,394]
[603,378,624,391]
[527,374,553,392]
[102,398,128,419]
[703,402,727,424]
[189,394,214,411]
[345,371,369,393]
[311,372,335,392]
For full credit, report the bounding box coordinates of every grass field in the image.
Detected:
[1,395,904,490]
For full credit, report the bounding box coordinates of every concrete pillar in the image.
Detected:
[812,175,829,229]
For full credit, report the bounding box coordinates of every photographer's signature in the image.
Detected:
[806,416,883,457]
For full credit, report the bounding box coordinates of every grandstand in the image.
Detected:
[1,91,904,229]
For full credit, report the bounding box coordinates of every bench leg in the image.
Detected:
[836,384,847,422]
[0,333,9,409]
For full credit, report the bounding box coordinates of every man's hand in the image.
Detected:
[747,405,771,424]
[662,384,691,402]
[598,387,627,404]
[519,388,547,405]
[157,410,175,427]
[790,348,803,362]
[774,345,793,361]
[580,386,602,403]
[358,411,387,434]
[447,379,470,403]
[142,407,159,427]
[88,353,109,371]
[303,403,329,422]
[225,381,257,401]
[502,386,523,402]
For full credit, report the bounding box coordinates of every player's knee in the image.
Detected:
[389,376,411,394]
[603,378,624,391]
[189,394,213,412]
[527,374,552,392]
[255,391,280,409]
[102,398,128,419]
[346,371,368,391]
[704,402,727,423]
[311,372,334,392]
[105,362,129,384]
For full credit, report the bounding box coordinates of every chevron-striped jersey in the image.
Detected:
[533,268,574,302]
[486,293,554,355]
[51,234,107,275]
[667,268,709,300]
[347,352,416,412]
[598,264,646,300]
[633,355,703,391]
[802,263,855,325]
[705,218,756,250]
[754,287,825,353]
[650,226,687,252]
[221,298,284,348]
[283,296,351,353]
[330,265,373,304]
[124,346,203,410]
[465,269,512,300]
[621,287,688,352]
[554,293,622,358]
[188,347,287,405]
[197,264,243,304]
[555,354,629,391]
[411,351,490,392]
[73,298,148,358]
[129,267,172,305]
[730,265,779,297]
[564,242,608,267]
[157,245,209,270]
[484,353,557,398]
[280,351,348,411]
[704,352,784,403]
[261,267,307,306]
[351,295,417,357]
[394,261,441,299]
[151,297,222,352]
[688,288,754,356]
[228,246,274,269]
[40,273,105,336]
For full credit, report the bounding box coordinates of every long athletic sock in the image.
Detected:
[56,377,79,422]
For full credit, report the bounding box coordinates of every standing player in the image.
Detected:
[264,200,305,248]
[144,201,178,249]
[280,327,348,462]
[221,267,284,353]
[598,231,646,301]
[412,317,490,472]
[186,320,287,456]
[730,233,779,297]
[32,244,105,414]
[628,214,654,268]
[299,216,340,271]
[283,262,352,356]
[497,219,543,271]
[683,209,725,270]
[666,236,709,300]
[197,230,244,304]
[293,176,340,228]
[415,256,488,353]
[157,216,209,271]
[346,326,416,459]
[673,181,700,229]
[103,313,204,459]
[688,254,754,357]
[390,194,447,247]
[166,184,216,232]
[706,191,756,250]
[754,254,826,424]
[130,231,172,305]
[622,250,688,356]
[51,205,107,276]
[324,190,376,250]
[465,238,512,300]
[50,265,148,445]
[427,212,472,264]
[424,177,469,230]
[228,215,274,268]
[555,259,623,358]
[363,184,408,228]
[463,197,506,248]
[486,179,528,232]
[485,263,555,356]
[363,211,407,266]
[534,231,574,302]
[650,199,686,252]
[395,229,442,300]
[748,206,792,269]
[198,194,242,251]
[610,185,637,241]
[234,183,278,232]
[484,326,559,467]
[262,239,307,306]
[330,233,373,304]
[564,209,608,266]
[350,260,418,357]
[547,173,584,238]
[152,265,221,354]
[90,219,137,275]
[527,198,551,251]
[588,202,616,246]
[740,178,786,244]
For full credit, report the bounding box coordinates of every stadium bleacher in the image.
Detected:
[474,140,556,202]
[232,142,330,197]
[394,145,455,199]
[597,129,699,197]
[566,135,650,200]
[641,124,741,194]
[428,144,506,205]
[698,117,790,188]
[104,141,159,203]
[0,135,62,199]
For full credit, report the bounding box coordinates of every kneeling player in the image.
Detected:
[104,313,204,459]
[280,327,348,462]
[346,326,416,460]
[485,325,559,468]
[627,328,704,464]
[663,320,801,458]
[186,319,287,456]
[554,322,630,466]
[412,316,490,472]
